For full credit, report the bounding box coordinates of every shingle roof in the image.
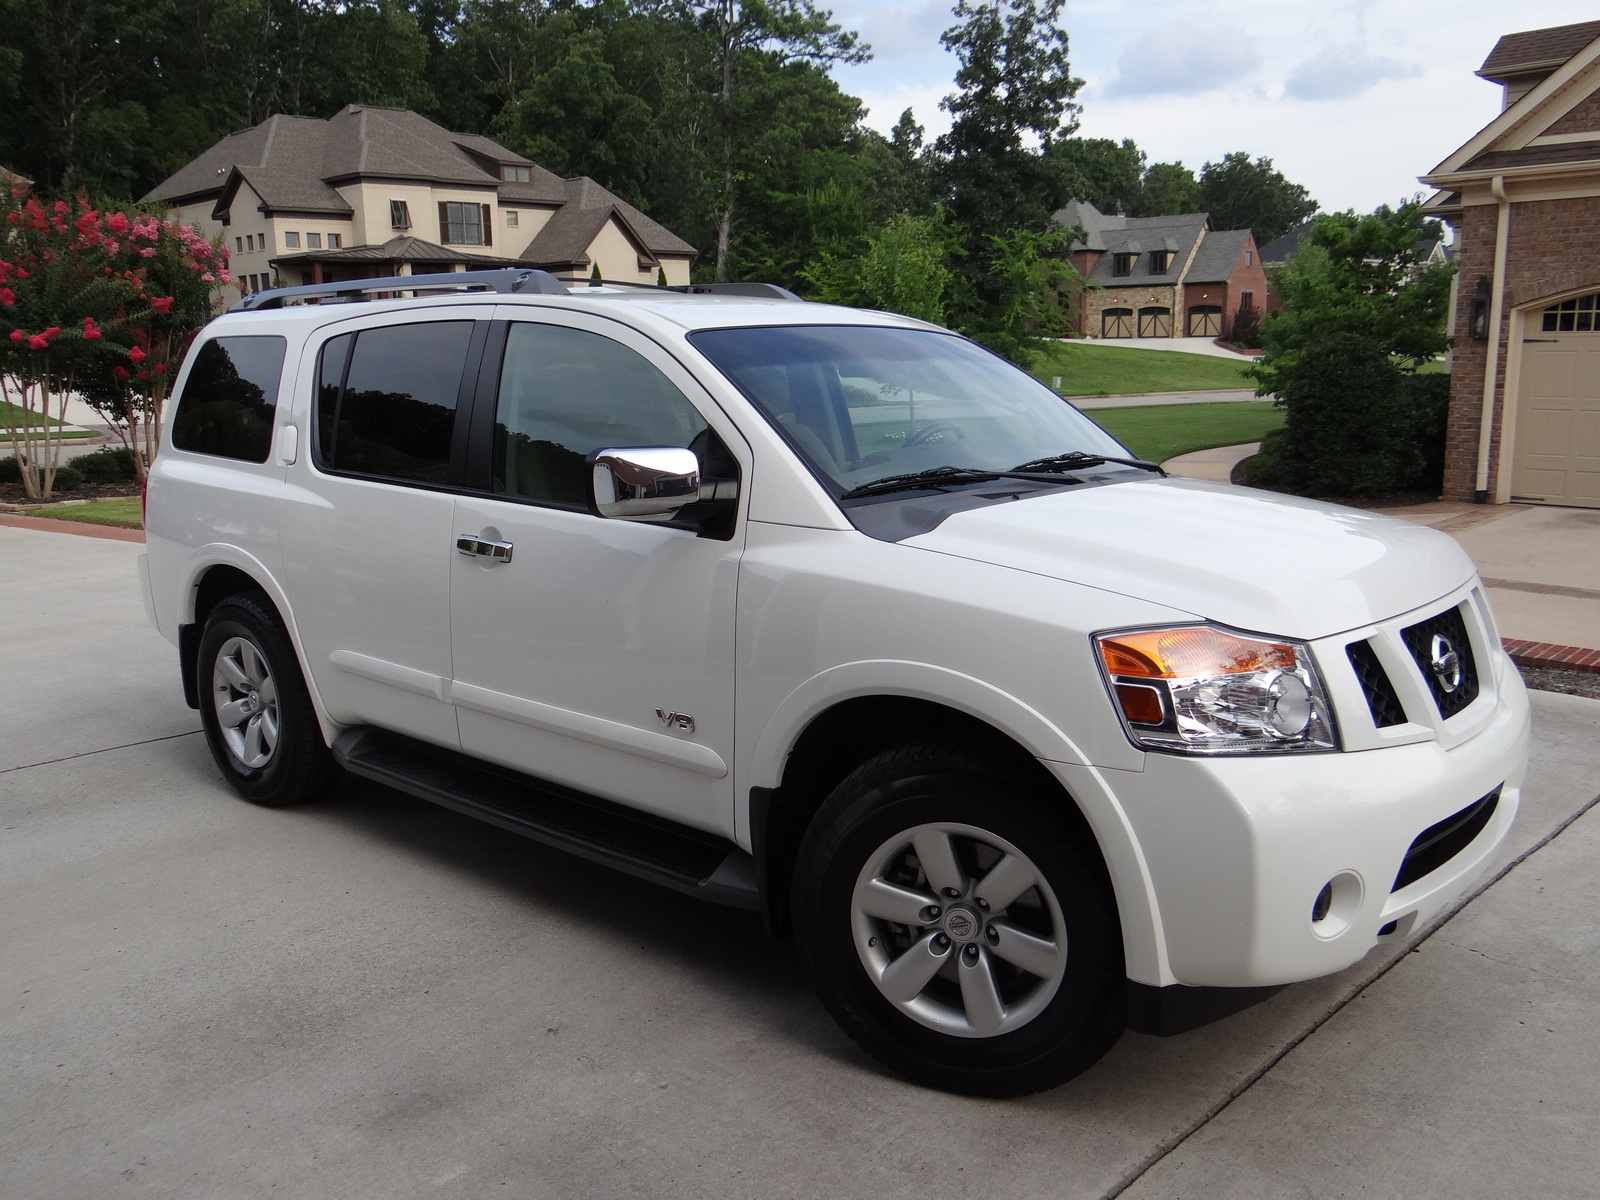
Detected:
[1051,198,1208,281]
[1184,229,1252,283]
[271,235,511,267]
[1461,139,1600,172]
[519,176,698,267]
[1258,220,1315,263]
[1478,20,1600,82]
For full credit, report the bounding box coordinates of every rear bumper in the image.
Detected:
[1098,669,1530,989]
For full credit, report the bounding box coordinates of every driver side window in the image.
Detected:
[493,322,709,506]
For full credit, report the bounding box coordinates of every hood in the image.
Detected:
[902,476,1477,640]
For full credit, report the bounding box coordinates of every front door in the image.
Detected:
[1513,295,1600,508]
[449,311,748,837]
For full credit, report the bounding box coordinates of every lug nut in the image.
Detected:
[962,944,980,965]
[920,905,942,923]
[941,887,962,900]
[933,933,951,950]
[975,897,990,910]
[985,925,1000,945]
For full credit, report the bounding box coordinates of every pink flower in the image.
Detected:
[139,247,156,258]
[107,213,129,234]
[28,334,49,349]
[113,365,129,380]
[200,272,215,283]
[217,270,232,283]
[136,369,149,381]
[150,296,174,315]
[153,362,166,374]
[8,329,21,342]
[82,317,102,341]
[128,345,147,363]
[0,288,12,307]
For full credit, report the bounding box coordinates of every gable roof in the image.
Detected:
[1052,198,1211,285]
[1259,219,1315,263]
[1184,229,1253,283]
[520,176,698,267]
[1478,20,1600,82]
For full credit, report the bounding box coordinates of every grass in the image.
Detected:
[1,400,99,439]
[1031,341,1256,396]
[22,496,142,528]
[1081,400,1285,464]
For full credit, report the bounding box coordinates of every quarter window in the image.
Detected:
[171,336,287,463]
[493,323,708,507]
[315,322,475,485]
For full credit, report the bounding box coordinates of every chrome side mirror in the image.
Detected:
[588,447,701,521]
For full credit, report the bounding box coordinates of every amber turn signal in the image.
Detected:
[1098,626,1297,680]
[1114,682,1165,725]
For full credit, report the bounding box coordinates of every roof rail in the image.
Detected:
[235,268,570,311]
[553,277,802,301]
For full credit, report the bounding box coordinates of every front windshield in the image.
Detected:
[689,325,1130,497]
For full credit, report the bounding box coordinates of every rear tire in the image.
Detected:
[792,742,1125,1096]
[196,592,341,808]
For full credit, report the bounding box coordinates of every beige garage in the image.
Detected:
[1511,292,1600,508]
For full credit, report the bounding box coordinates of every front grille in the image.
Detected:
[1401,604,1480,719]
[1346,639,1407,727]
[1392,787,1501,891]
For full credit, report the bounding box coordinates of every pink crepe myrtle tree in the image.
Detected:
[0,188,227,498]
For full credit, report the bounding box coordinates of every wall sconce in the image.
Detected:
[1469,276,1491,340]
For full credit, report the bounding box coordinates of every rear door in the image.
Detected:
[279,308,489,748]
[447,309,749,837]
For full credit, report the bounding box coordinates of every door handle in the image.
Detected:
[456,535,514,563]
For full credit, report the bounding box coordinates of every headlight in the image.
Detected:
[1095,625,1339,754]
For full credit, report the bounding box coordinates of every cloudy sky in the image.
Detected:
[824,0,1587,214]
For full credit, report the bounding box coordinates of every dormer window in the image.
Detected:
[1112,253,1135,277]
[1148,250,1172,273]
[502,165,532,183]
[390,200,411,230]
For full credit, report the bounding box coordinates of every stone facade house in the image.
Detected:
[1052,199,1268,341]
[1420,19,1600,508]
[143,105,697,305]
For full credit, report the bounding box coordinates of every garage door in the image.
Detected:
[1512,294,1600,508]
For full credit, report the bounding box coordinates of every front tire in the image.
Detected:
[196,592,341,808]
[792,742,1125,1096]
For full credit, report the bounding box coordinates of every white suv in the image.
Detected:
[141,269,1529,1096]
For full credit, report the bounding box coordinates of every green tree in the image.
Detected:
[1250,201,1456,398]
[1042,136,1144,214]
[1135,160,1199,216]
[801,209,961,324]
[1197,151,1317,243]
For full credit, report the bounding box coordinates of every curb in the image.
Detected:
[0,513,144,543]
[1504,639,1600,675]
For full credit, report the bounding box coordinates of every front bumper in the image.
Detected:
[1094,637,1530,989]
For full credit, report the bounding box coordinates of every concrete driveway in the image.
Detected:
[3,524,1598,1199]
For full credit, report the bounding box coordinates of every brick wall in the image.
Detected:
[1548,90,1600,136]
[1444,195,1600,499]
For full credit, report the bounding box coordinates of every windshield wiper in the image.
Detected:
[1010,451,1167,476]
[839,466,1007,499]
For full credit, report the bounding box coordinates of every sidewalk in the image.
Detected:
[1078,389,1259,410]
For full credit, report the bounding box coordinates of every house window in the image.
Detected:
[439,201,490,247]
[1240,291,1255,311]
[328,233,342,249]
[307,233,322,249]
[1246,250,1254,266]
[1148,251,1171,273]
[1543,293,1598,332]
[501,165,531,183]
[235,236,244,253]
[1112,253,1135,277]
[505,209,519,228]
[284,231,301,248]
[390,200,411,230]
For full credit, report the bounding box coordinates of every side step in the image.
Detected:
[331,728,760,911]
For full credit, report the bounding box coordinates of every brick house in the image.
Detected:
[143,105,697,306]
[1051,199,1268,341]
[1257,221,1451,314]
[1420,19,1600,509]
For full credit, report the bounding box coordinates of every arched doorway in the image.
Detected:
[1138,306,1172,337]
[1511,291,1600,508]
[1188,306,1222,337]
[1102,308,1134,338]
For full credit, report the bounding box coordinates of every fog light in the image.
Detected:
[1312,882,1333,923]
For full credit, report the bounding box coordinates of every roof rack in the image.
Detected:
[553,277,802,301]
[235,268,570,311]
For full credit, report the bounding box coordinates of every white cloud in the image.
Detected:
[1284,45,1421,100]
[833,1,952,60]
[1104,23,1261,98]
[854,81,955,141]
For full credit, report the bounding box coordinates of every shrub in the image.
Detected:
[1277,332,1435,496]
[0,454,17,484]
[49,461,85,491]
[1396,371,1451,495]
[71,446,138,484]
[1235,426,1284,488]
[1231,301,1262,349]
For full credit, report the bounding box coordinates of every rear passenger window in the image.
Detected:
[171,336,287,462]
[315,321,474,484]
[493,322,708,506]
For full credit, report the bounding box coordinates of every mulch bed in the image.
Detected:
[0,477,143,505]
[1519,664,1600,700]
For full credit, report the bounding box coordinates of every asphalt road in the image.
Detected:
[3,524,1598,1199]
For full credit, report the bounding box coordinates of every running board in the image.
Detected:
[331,728,760,910]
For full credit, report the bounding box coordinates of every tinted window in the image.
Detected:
[171,336,286,462]
[317,322,473,484]
[494,323,708,506]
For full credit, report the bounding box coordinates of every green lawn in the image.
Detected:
[1081,400,1284,464]
[1,400,99,439]
[1032,342,1256,397]
[24,496,142,528]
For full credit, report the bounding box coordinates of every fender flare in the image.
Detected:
[739,660,1172,985]
[181,544,343,745]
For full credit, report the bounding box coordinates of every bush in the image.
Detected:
[1230,302,1262,349]
[1276,332,1443,496]
[70,446,138,484]
[49,461,85,491]
[1396,371,1451,495]
[1235,426,1284,487]
[0,454,17,484]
